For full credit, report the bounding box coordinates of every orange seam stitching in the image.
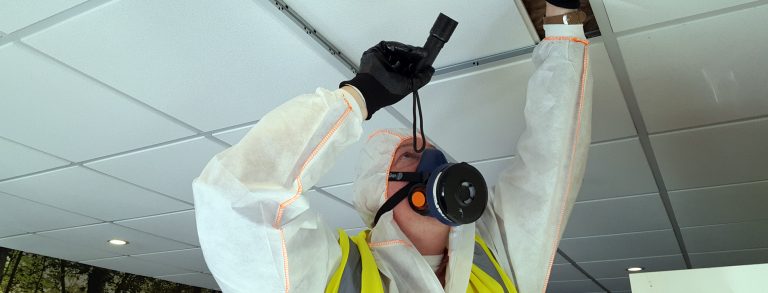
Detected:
[279,228,289,293]
[273,98,353,293]
[368,129,407,140]
[541,43,590,293]
[368,240,412,248]
[543,36,590,46]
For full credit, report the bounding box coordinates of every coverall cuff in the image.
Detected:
[543,24,586,39]
[336,87,367,120]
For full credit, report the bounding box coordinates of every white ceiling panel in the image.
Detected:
[578,138,657,201]
[0,44,194,161]
[157,273,219,290]
[603,0,757,32]
[619,4,768,133]
[133,248,209,274]
[598,277,630,292]
[0,0,85,33]
[589,41,636,142]
[39,223,194,255]
[670,180,768,227]
[304,189,364,229]
[651,118,768,190]
[116,210,200,246]
[549,263,587,282]
[24,0,348,131]
[564,193,670,238]
[212,124,254,146]
[690,248,768,269]
[393,58,532,162]
[0,192,99,237]
[86,137,225,203]
[0,137,69,180]
[0,226,25,239]
[0,234,118,261]
[84,256,193,278]
[546,279,602,293]
[0,166,190,221]
[559,230,680,262]
[471,156,514,190]
[316,110,408,187]
[578,254,685,279]
[320,183,354,205]
[682,220,768,253]
[285,0,535,68]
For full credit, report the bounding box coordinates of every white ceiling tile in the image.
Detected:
[133,248,209,274]
[598,277,631,292]
[0,192,99,236]
[578,138,657,201]
[116,210,200,246]
[682,220,768,253]
[0,226,25,239]
[39,223,194,255]
[0,0,85,33]
[604,0,756,32]
[24,0,348,131]
[546,279,602,293]
[212,124,254,146]
[471,156,514,190]
[84,256,193,278]
[0,166,191,221]
[0,234,118,261]
[589,40,636,142]
[559,230,680,262]
[320,184,354,205]
[578,254,685,279]
[86,137,225,203]
[619,5,768,133]
[304,190,364,229]
[0,44,194,161]
[651,118,768,190]
[393,58,533,162]
[157,273,220,290]
[670,180,768,227]
[285,0,535,68]
[564,193,670,238]
[690,248,768,269]
[549,263,588,282]
[0,137,69,180]
[316,110,407,187]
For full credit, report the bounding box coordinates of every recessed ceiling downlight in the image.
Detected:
[627,267,644,272]
[108,239,128,246]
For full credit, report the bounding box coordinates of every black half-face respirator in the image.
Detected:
[372,148,488,227]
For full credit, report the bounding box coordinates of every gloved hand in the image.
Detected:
[340,41,435,120]
[546,0,580,9]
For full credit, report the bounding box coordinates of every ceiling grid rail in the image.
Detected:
[588,0,692,269]
[557,249,612,293]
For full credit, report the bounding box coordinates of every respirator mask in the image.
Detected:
[372,148,488,227]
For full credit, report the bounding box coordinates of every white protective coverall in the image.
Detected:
[193,24,592,293]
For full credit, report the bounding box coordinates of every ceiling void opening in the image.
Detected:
[520,0,601,39]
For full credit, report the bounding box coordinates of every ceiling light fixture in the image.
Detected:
[627,267,644,272]
[108,239,129,246]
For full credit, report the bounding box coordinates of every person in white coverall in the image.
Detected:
[193,0,592,292]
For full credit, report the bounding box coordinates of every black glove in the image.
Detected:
[340,41,435,120]
[546,0,580,9]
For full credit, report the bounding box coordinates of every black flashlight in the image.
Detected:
[414,13,459,72]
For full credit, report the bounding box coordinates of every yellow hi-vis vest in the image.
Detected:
[325,230,518,293]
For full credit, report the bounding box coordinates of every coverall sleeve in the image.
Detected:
[483,25,593,293]
[193,88,365,293]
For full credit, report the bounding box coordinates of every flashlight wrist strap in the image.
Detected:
[373,183,417,227]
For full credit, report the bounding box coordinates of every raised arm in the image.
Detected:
[193,41,433,292]
[482,4,593,293]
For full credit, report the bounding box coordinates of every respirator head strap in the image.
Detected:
[372,183,417,227]
[388,172,426,182]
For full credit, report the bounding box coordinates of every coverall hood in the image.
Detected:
[352,128,478,292]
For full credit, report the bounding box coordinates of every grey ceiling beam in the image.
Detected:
[588,0,692,269]
[557,249,611,293]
